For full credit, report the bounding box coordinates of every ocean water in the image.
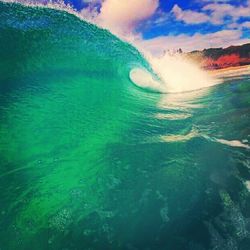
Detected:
[1,2,250,250]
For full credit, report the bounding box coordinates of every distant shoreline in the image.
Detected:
[210,64,250,72]
[187,43,250,71]
[206,63,250,71]
[209,65,250,79]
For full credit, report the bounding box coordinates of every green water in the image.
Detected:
[1,2,250,250]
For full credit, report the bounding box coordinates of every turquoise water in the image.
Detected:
[1,2,250,249]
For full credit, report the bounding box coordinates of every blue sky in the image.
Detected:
[141,1,250,38]
[23,0,250,53]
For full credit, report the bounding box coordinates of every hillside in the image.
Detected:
[187,43,250,70]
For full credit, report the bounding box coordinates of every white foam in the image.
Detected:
[151,54,221,93]
[1,0,94,25]
[246,181,250,192]
[129,68,164,92]
[155,113,191,120]
[2,0,74,11]
[131,50,221,93]
[215,138,250,149]
[160,129,199,142]
[157,89,207,111]
[159,128,250,150]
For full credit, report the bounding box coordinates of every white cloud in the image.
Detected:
[78,0,250,55]
[203,1,250,24]
[203,4,234,24]
[80,5,99,21]
[81,0,159,35]
[172,4,210,24]
[197,0,237,3]
[137,30,250,55]
[98,0,159,34]
[171,1,250,27]
[82,0,102,3]
[241,21,250,28]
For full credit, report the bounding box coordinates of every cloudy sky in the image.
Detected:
[24,0,250,53]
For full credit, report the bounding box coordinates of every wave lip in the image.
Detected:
[129,67,164,93]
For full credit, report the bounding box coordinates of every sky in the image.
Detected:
[19,0,250,54]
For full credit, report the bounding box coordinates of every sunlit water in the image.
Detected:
[1,2,250,250]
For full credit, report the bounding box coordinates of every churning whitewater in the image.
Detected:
[0,2,250,250]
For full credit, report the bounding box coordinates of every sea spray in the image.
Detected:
[130,51,221,93]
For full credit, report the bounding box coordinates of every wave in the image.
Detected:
[0,1,152,245]
[129,67,163,92]
[130,53,222,93]
[0,1,149,83]
[2,0,222,95]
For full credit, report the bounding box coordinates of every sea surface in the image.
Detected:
[0,2,250,250]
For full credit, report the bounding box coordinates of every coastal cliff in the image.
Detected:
[187,43,250,70]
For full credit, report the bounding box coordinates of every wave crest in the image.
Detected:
[130,53,221,93]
